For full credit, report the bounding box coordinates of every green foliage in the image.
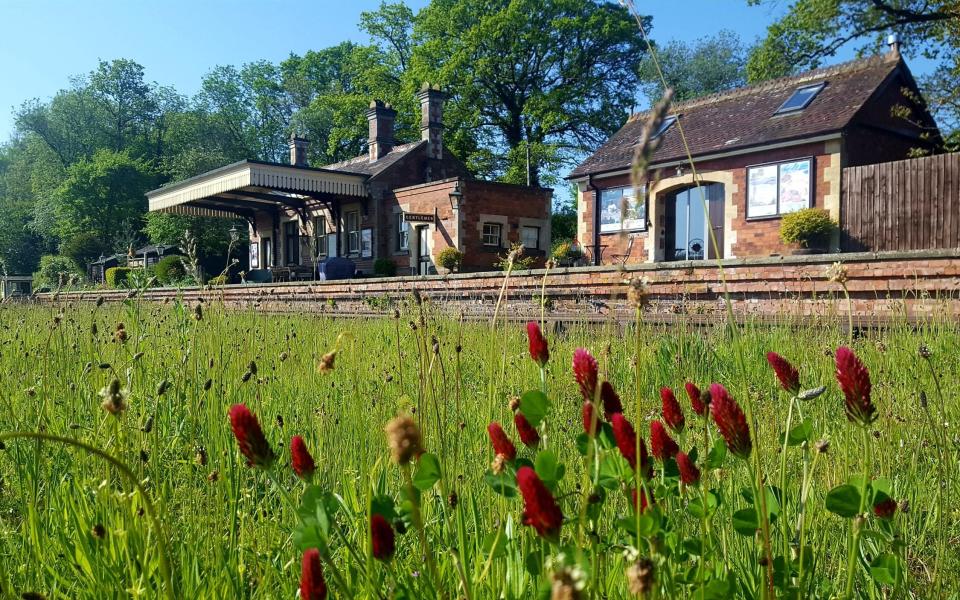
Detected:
[104,266,133,288]
[32,254,85,289]
[60,232,110,268]
[437,247,464,271]
[551,240,583,261]
[640,30,747,104]
[779,208,838,247]
[207,274,228,286]
[373,258,397,277]
[551,200,577,244]
[154,255,187,285]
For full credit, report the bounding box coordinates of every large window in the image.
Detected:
[396,213,409,252]
[599,186,646,233]
[346,210,360,255]
[314,216,327,258]
[482,223,502,247]
[746,158,813,219]
[284,221,300,265]
[521,226,540,250]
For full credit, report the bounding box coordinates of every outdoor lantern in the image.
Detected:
[676,165,684,178]
[448,181,463,210]
[229,224,240,242]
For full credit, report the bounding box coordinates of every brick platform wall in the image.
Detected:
[39,250,960,325]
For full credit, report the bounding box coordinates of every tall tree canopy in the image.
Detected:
[639,30,747,104]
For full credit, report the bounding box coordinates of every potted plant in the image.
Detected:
[551,240,584,267]
[779,208,837,254]
[437,247,464,274]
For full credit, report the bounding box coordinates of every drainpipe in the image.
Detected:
[587,174,601,266]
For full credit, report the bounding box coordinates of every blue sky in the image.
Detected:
[0,1,929,141]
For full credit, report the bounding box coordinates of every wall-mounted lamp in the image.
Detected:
[229,224,240,243]
[448,181,463,211]
[675,165,684,178]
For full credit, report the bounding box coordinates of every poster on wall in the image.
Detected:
[747,164,778,218]
[361,229,373,258]
[778,159,812,214]
[599,187,645,232]
[249,243,260,269]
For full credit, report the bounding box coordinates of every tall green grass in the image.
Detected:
[0,296,956,598]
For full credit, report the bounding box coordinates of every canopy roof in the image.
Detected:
[147,160,369,219]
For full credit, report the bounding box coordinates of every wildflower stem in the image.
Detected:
[843,427,871,599]
[402,463,441,594]
[779,396,797,557]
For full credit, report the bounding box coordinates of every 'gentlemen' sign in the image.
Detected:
[403,213,435,223]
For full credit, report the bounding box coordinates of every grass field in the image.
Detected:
[0,294,956,598]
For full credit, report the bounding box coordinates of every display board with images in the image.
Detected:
[249,244,260,269]
[361,229,373,258]
[746,158,812,218]
[599,186,646,232]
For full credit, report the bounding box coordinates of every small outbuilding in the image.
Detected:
[0,275,32,299]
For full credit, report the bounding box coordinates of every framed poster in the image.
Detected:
[249,243,260,269]
[746,158,813,218]
[778,160,812,214]
[360,228,373,258]
[746,164,779,218]
[599,186,646,232]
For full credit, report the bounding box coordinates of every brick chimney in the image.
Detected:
[418,83,445,160]
[886,32,901,60]
[289,135,309,167]
[367,100,396,161]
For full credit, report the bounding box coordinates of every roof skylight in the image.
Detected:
[653,115,677,138]
[776,83,826,114]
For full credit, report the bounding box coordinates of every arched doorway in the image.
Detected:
[663,183,724,261]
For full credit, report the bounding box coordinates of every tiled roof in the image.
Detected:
[568,54,901,179]
[322,141,426,177]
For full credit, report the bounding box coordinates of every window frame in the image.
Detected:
[481,222,502,247]
[314,216,327,258]
[598,185,647,233]
[284,221,300,265]
[745,157,815,220]
[346,210,361,255]
[520,225,541,250]
[775,83,826,114]
[396,213,410,252]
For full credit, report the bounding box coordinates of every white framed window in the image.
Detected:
[520,225,540,250]
[346,210,360,254]
[397,213,409,252]
[314,216,327,258]
[599,186,646,233]
[482,223,502,247]
[746,158,813,219]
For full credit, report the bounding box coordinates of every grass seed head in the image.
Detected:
[626,558,655,596]
[385,415,422,465]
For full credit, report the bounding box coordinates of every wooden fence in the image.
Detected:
[841,152,960,252]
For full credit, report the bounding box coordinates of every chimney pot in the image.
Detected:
[367,100,396,162]
[289,135,309,167]
[886,32,901,59]
[418,83,445,162]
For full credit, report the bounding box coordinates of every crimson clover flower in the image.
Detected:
[290,436,316,480]
[835,346,875,425]
[572,348,599,401]
[514,412,540,447]
[676,451,701,485]
[370,514,396,561]
[487,422,517,461]
[650,420,679,461]
[600,381,623,420]
[300,548,327,600]
[611,413,652,478]
[660,387,685,433]
[685,382,708,417]
[709,383,752,459]
[766,352,801,395]
[631,486,654,513]
[873,497,897,520]
[516,466,563,541]
[228,404,276,468]
[526,321,549,366]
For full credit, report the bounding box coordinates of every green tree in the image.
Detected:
[52,149,158,248]
[640,30,747,104]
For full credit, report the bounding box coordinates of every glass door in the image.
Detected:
[664,184,723,261]
[418,227,431,275]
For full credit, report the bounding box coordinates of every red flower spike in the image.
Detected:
[600,381,624,420]
[676,451,701,485]
[487,422,517,461]
[228,404,276,468]
[370,514,396,561]
[650,420,679,461]
[300,548,327,600]
[660,387,685,433]
[685,382,707,417]
[766,352,801,395]
[835,346,876,425]
[290,435,316,479]
[516,466,563,541]
[631,486,654,513]
[582,401,598,436]
[514,412,540,447]
[709,383,752,459]
[611,413,638,468]
[526,321,549,366]
[572,348,599,401]
[873,497,897,520]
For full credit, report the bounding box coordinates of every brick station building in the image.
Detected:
[568,39,941,265]
[147,84,551,278]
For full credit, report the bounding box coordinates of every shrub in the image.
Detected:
[373,258,397,277]
[551,240,583,261]
[207,274,228,286]
[105,267,133,289]
[33,255,85,289]
[154,255,187,285]
[437,247,464,271]
[780,208,837,248]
